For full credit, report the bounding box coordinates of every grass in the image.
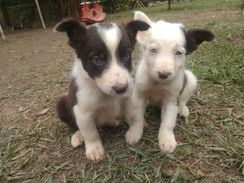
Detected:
[0,0,244,182]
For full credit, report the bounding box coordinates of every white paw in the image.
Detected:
[159,132,177,153]
[85,142,104,161]
[125,128,142,145]
[71,131,83,147]
[179,105,190,118]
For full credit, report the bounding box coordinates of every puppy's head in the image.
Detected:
[55,19,150,95]
[134,11,214,83]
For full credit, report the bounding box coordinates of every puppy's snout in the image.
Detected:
[112,83,128,94]
[158,71,172,79]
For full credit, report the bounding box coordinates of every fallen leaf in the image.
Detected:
[36,107,49,117]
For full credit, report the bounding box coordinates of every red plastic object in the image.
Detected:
[81,1,106,24]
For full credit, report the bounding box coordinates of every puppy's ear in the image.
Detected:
[54,18,87,49]
[134,11,152,45]
[134,11,152,26]
[185,29,214,54]
[125,20,150,48]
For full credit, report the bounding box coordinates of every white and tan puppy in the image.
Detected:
[55,18,150,161]
[125,11,214,152]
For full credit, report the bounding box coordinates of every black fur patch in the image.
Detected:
[55,18,87,51]
[78,25,111,78]
[56,20,111,78]
[115,20,150,71]
[125,20,151,49]
[56,79,79,130]
[183,28,215,54]
[116,26,133,71]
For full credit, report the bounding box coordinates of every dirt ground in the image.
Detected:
[0,28,77,182]
[1,28,71,126]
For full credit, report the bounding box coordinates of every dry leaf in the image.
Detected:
[36,107,49,117]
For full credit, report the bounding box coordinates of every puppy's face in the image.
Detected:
[78,23,133,96]
[143,21,187,82]
[55,19,150,95]
[134,11,214,83]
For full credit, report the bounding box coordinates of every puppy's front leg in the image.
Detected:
[73,105,104,161]
[158,99,178,153]
[125,93,146,145]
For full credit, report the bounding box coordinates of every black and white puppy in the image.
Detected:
[55,18,150,161]
[125,11,214,153]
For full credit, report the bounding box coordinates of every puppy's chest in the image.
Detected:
[144,84,171,104]
[95,97,123,121]
[97,97,121,111]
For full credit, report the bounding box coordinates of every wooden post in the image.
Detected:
[35,0,46,29]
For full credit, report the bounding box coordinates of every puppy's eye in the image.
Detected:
[150,48,158,54]
[175,51,183,55]
[91,56,104,65]
[122,51,131,62]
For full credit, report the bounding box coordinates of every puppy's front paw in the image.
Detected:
[126,128,142,145]
[159,132,177,153]
[86,142,104,161]
[178,105,189,118]
[71,131,83,147]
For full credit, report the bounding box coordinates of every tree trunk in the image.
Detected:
[168,0,171,10]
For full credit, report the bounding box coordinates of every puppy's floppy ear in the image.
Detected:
[125,20,150,48]
[185,29,214,54]
[134,11,152,26]
[54,18,87,49]
[134,11,152,45]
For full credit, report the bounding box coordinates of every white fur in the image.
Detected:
[126,11,197,152]
[95,63,133,96]
[71,130,83,147]
[97,24,121,61]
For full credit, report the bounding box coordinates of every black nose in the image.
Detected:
[112,83,128,94]
[158,71,172,79]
